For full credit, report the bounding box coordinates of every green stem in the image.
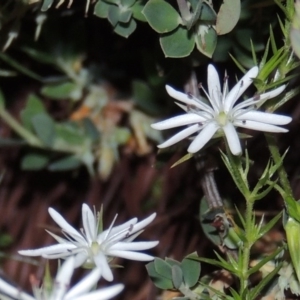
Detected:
[0,108,43,147]
[240,197,254,294]
[265,133,294,199]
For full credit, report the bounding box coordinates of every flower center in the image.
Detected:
[91,241,100,255]
[216,111,228,127]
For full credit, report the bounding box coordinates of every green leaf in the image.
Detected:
[55,123,86,146]
[108,5,122,26]
[199,197,222,247]
[160,26,195,58]
[21,94,46,131]
[216,0,241,35]
[41,0,55,11]
[0,137,25,146]
[48,156,82,171]
[131,0,147,21]
[0,89,5,109]
[146,261,174,289]
[172,265,183,289]
[165,258,181,268]
[114,19,137,38]
[121,0,135,8]
[143,0,181,33]
[290,28,300,59]
[200,2,217,22]
[181,257,201,287]
[132,80,160,115]
[285,217,300,281]
[195,25,217,58]
[259,212,282,237]
[119,10,132,23]
[31,113,56,147]
[41,82,82,101]
[171,153,194,168]
[94,0,111,18]
[246,246,284,277]
[249,263,282,300]
[21,153,49,170]
[0,53,42,82]
[83,118,100,141]
[154,258,172,278]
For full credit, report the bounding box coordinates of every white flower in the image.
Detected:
[151,64,292,155]
[0,257,124,300]
[19,204,158,282]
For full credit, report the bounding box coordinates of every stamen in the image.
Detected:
[104,214,118,240]
[187,92,193,99]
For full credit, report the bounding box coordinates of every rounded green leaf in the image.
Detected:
[200,2,217,22]
[114,18,137,38]
[143,0,181,33]
[160,26,195,58]
[21,94,45,131]
[119,9,132,23]
[94,0,111,18]
[21,153,49,170]
[48,156,82,171]
[154,258,172,278]
[172,265,183,289]
[181,258,201,288]
[121,0,135,8]
[31,113,56,147]
[146,262,174,289]
[108,5,121,26]
[195,25,217,58]
[216,0,241,35]
[41,82,82,101]
[131,0,146,21]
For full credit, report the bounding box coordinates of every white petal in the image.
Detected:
[130,213,156,235]
[157,124,201,148]
[72,284,124,300]
[82,204,97,242]
[74,252,89,267]
[222,123,242,155]
[257,84,286,102]
[48,208,81,239]
[207,64,222,112]
[224,66,259,112]
[18,244,76,256]
[94,252,113,282]
[108,250,155,261]
[234,120,289,132]
[110,241,159,251]
[51,257,75,300]
[65,268,102,299]
[237,111,292,125]
[187,122,219,153]
[151,114,206,130]
[165,85,214,114]
[0,278,34,300]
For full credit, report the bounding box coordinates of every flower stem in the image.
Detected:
[0,108,43,147]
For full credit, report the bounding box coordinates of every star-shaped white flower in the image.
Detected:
[0,257,124,300]
[151,64,292,155]
[19,204,158,282]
